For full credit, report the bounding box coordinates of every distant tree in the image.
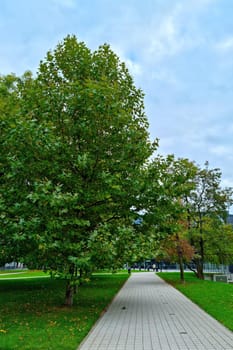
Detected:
[184,162,233,279]
[0,36,155,305]
[159,228,195,282]
[137,155,197,235]
[204,219,233,267]
[136,154,198,278]
[128,155,233,281]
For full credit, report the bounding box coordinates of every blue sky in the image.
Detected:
[1,0,233,191]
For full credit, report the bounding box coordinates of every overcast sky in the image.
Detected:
[1,0,233,191]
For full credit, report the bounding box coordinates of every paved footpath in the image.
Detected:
[78,272,233,350]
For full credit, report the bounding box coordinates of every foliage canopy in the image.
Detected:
[0,35,155,304]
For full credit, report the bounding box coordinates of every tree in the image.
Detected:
[203,219,233,266]
[139,155,198,228]
[0,36,155,305]
[0,73,24,266]
[184,162,233,279]
[159,228,195,283]
[135,154,198,280]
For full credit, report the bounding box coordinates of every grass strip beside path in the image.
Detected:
[0,271,128,350]
[158,272,233,331]
[0,270,50,279]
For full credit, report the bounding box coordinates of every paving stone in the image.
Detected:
[77,272,233,350]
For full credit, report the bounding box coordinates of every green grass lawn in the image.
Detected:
[0,271,128,350]
[0,270,49,279]
[158,272,233,331]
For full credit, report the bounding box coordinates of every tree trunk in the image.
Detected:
[196,259,204,279]
[176,234,185,283]
[197,234,204,279]
[64,281,74,307]
[178,254,185,283]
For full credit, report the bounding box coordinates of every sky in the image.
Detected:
[1,0,233,192]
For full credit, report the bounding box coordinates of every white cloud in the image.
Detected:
[147,0,212,62]
[215,37,233,52]
[151,70,183,89]
[125,59,142,77]
[148,8,185,60]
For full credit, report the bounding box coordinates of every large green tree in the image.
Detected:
[0,36,155,304]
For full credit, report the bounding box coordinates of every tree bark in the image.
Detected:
[64,281,74,306]
[196,259,204,279]
[178,254,185,283]
[176,234,185,283]
[197,232,205,279]
[195,216,205,280]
